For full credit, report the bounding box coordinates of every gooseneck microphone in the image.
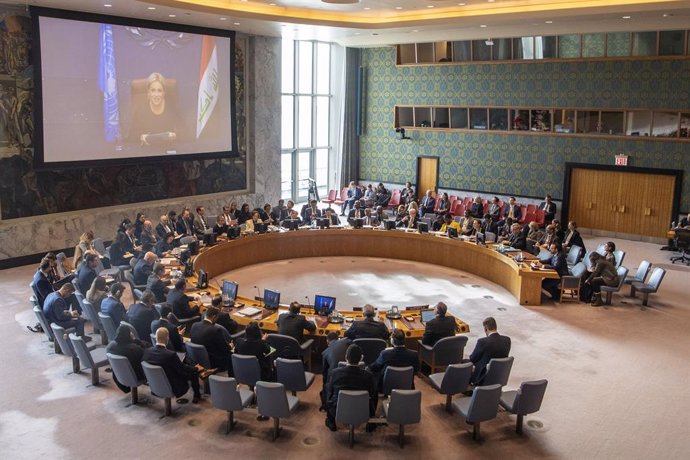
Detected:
[304,295,311,307]
[254,285,262,307]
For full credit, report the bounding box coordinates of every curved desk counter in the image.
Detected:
[193,228,557,311]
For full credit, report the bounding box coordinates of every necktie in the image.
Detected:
[508,206,514,219]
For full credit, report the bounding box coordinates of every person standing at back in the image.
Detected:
[468,317,511,386]
[344,304,389,341]
[277,301,316,343]
[422,302,457,346]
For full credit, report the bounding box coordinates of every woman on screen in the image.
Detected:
[130,72,178,146]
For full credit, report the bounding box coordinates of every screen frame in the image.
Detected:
[222,280,238,301]
[313,294,336,315]
[263,289,280,309]
[31,6,238,170]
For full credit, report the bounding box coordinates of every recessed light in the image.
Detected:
[395,6,403,10]
[104,3,112,7]
[412,29,419,33]
[480,24,487,28]
[364,7,370,10]
[427,5,434,8]
[240,0,247,2]
[220,17,227,20]
[354,32,361,35]
[147,6,156,10]
[545,20,553,24]
[234,22,240,25]
[457,2,466,5]
[488,0,495,2]
[169,14,176,17]
[622,15,631,19]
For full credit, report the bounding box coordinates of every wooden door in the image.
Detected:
[416,156,439,200]
[569,167,676,238]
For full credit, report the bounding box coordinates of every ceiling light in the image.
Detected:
[269,2,276,5]
[104,3,112,7]
[169,14,176,17]
[220,17,227,20]
[364,7,370,10]
[545,20,553,24]
[427,5,434,8]
[485,38,494,46]
[395,6,403,9]
[412,29,419,33]
[622,15,631,19]
[488,0,495,2]
[234,22,240,25]
[147,6,156,10]
[457,2,466,5]
[354,32,360,35]
[480,24,487,28]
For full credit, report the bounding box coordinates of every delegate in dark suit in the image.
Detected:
[503,204,522,222]
[43,291,86,336]
[563,229,586,253]
[76,262,97,294]
[101,295,127,326]
[326,365,378,424]
[507,232,527,250]
[469,333,511,385]
[422,316,457,346]
[143,345,201,399]
[156,222,174,240]
[166,287,200,320]
[321,338,352,389]
[190,319,232,372]
[369,346,419,390]
[277,312,316,343]
[126,303,160,344]
[344,317,389,341]
[235,336,274,381]
[146,274,168,303]
[106,329,147,393]
[133,259,153,286]
[32,269,54,308]
[541,250,569,301]
[151,317,185,352]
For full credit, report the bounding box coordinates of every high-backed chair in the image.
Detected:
[322,189,337,205]
[624,260,652,287]
[418,335,468,374]
[613,250,626,268]
[429,362,473,412]
[630,267,667,307]
[275,358,315,396]
[98,312,118,343]
[335,390,370,448]
[142,361,175,416]
[383,389,422,448]
[560,262,587,302]
[120,321,139,339]
[81,299,106,345]
[186,342,214,392]
[481,357,514,387]
[123,270,146,292]
[352,338,387,366]
[107,353,147,405]
[208,376,254,433]
[68,333,108,385]
[499,379,548,435]
[255,381,299,441]
[566,245,583,269]
[600,266,629,305]
[133,289,144,301]
[382,366,414,397]
[33,305,65,354]
[267,333,314,370]
[231,354,261,391]
[50,323,81,373]
[452,384,503,441]
[671,228,690,265]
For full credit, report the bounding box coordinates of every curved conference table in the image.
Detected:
[190,228,558,339]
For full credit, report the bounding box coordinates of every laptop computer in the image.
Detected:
[420,309,436,323]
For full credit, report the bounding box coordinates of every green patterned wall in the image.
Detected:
[359,47,690,211]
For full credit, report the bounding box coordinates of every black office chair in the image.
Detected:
[670,228,690,266]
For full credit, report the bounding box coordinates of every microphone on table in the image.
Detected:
[254,285,262,307]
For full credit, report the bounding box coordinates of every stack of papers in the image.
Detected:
[238,307,262,316]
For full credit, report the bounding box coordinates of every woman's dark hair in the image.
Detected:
[606,241,616,252]
[245,322,261,340]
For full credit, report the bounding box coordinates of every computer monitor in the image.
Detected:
[203,232,217,246]
[255,222,268,234]
[418,221,429,233]
[420,309,436,323]
[352,218,364,229]
[476,232,486,245]
[263,289,280,310]
[188,240,199,255]
[314,294,336,316]
[316,217,330,229]
[283,219,300,231]
[447,226,458,239]
[227,226,241,239]
[222,280,238,303]
[384,220,396,230]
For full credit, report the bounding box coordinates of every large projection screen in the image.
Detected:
[32,7,237,169]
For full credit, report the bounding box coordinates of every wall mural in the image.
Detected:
[359,46,690,212]
[0,8,247,220]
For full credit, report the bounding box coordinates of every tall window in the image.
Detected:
[281,39,332,203]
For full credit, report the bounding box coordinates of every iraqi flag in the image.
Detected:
[196,35,219,139]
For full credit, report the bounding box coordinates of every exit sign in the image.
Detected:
[615,154,629,166]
